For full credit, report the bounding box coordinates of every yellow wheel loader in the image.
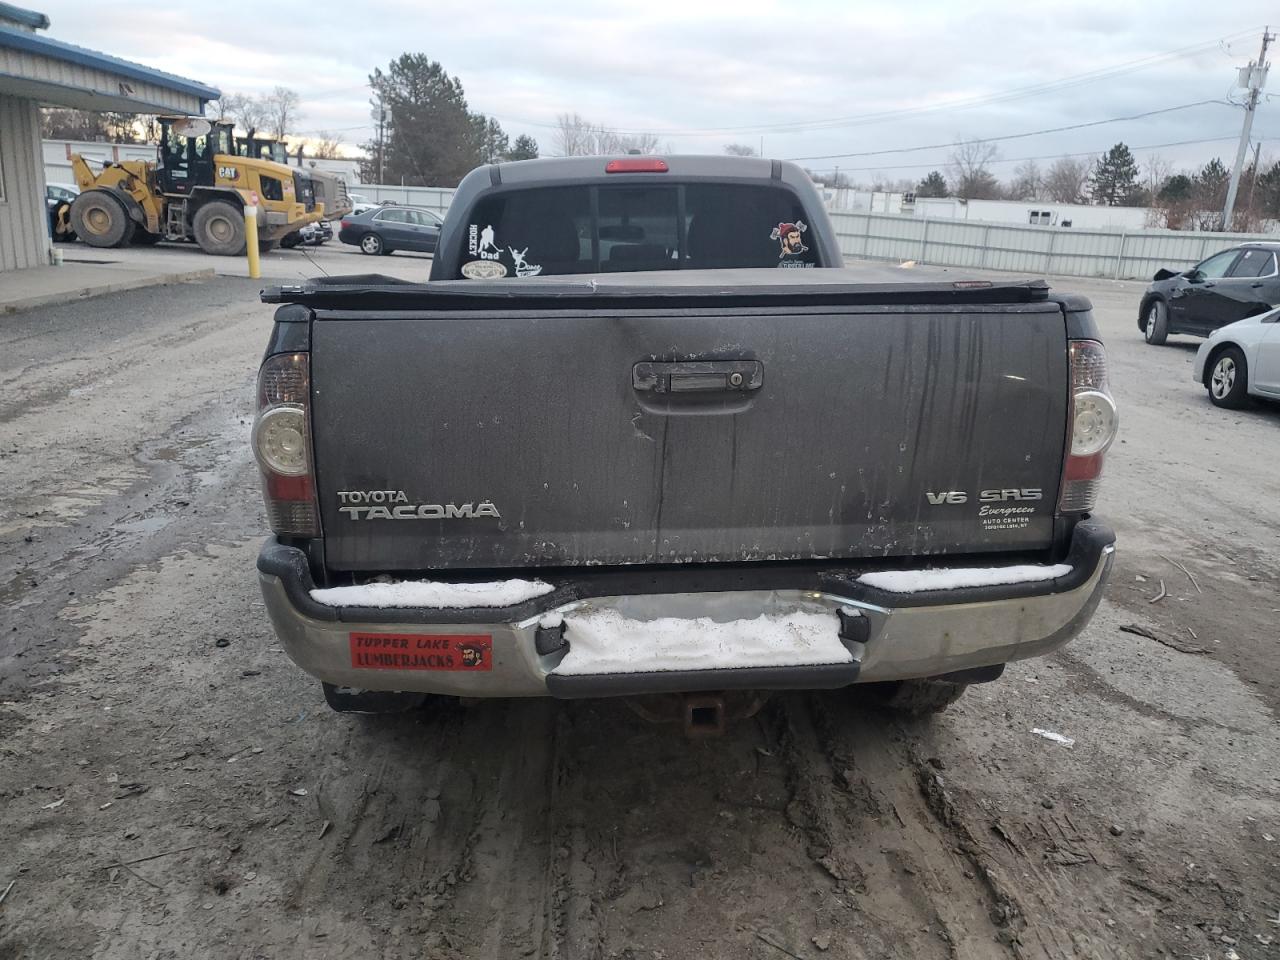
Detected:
[69,117,324,256]
[237,133,352,249]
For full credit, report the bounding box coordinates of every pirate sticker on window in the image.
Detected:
[771,220,811,267]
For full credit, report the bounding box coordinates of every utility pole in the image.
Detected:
[1246,140,1263,220]
[376,96,386,185]
[1223,28,1273,230]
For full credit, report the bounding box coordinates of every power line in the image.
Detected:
[487,28,1261,138]
[805,133,1268,176]
[786,100,1230,162]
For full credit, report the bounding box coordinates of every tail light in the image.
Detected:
[252,352,319,536]
[340,218,350,229]
[1058,340,1118,513]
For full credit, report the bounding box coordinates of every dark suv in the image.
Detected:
[1140,242,1280,345]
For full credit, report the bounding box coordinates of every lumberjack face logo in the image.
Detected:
[458,643,487,668]
[771,220,809,258]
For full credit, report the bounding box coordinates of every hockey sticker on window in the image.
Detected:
[468,223,503,260]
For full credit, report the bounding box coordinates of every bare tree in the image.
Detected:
[1043,156,1091,203]
[948,139,1001,199]
[261,86,301,140]
[312,131,344,159]
[1141,153,1171,206]
[217,92,268,134]
[1006,159,1043,201]
[554,112,660,156]
[554,112,596,157]
[724,143,757,157]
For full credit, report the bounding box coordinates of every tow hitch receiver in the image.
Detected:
[625,691,767,738]
[683,694,727,738]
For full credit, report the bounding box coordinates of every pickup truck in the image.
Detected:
[253,156,1118,731]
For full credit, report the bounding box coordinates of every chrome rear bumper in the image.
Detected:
[258,520,1114,698]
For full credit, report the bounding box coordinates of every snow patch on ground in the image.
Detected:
[858,563,1072,593]
[552,609,851,676]
[310,579,554,609]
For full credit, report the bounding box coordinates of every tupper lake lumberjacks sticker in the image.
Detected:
[349,632,493,671]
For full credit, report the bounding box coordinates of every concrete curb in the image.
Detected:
[0,267,217,315]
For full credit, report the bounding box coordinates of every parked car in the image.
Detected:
[46,182,79,241]
[1139,243,1280,345]
[254,156,1116,729]
[347,193,377,215]
[339,206,442,256]
[1192,309,1280,408]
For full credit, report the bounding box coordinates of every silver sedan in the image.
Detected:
[1192,309,1280,408]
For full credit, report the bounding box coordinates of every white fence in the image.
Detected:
[829,211,1273,281]
[347,184,456,218]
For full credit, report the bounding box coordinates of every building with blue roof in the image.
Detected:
[0,2,220,271]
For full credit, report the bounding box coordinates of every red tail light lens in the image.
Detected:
[253,352,319,536]
[605,158,669,173]
[1059,340,1118,513]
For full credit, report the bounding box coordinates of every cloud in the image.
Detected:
[30,0,1273,178]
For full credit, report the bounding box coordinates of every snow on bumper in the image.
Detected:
[257,521,1115,698]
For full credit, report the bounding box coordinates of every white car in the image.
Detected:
[347,193,377,215]
[1192,309,1280,408]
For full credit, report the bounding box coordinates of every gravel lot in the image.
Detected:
[1,263,1277,959]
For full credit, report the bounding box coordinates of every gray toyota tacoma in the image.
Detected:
[253,156,1118,730]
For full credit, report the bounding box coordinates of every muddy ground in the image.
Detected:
[1,267,1277,960]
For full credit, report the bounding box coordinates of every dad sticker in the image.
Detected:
[349,632,493,671]
[461,260,508,280]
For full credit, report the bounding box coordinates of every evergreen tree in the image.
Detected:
[1089,142,1140,206]
[915,170,948,197]
[507,134,539,161]
[359,54,488,187]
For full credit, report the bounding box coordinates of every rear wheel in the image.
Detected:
[192,200,246,256]
[866,678,969,716]
[1144,299,1169,345]
[359,232,385,255]
[1208,346,1250,408]
[69,191,130,248]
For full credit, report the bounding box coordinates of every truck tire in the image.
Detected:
[1207,345,1250,409]
[1143,299,1169,345]
[192,200,246,256]
[70,191,130,248]
[866,678,968,716]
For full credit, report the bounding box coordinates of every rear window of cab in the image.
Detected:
[456,183,819,279]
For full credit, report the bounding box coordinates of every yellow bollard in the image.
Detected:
[244,203,261,279]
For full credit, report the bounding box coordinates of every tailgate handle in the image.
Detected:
[633,360,763,394]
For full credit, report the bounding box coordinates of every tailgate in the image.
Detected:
[311,302,1068,571]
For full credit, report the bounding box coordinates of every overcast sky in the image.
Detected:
[31,0,1280,182]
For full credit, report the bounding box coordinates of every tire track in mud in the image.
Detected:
[771,694,1015,959]
[282,699,568,959]
[791,693,1156,960]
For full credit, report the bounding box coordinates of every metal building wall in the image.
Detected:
[0,92,47,272]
